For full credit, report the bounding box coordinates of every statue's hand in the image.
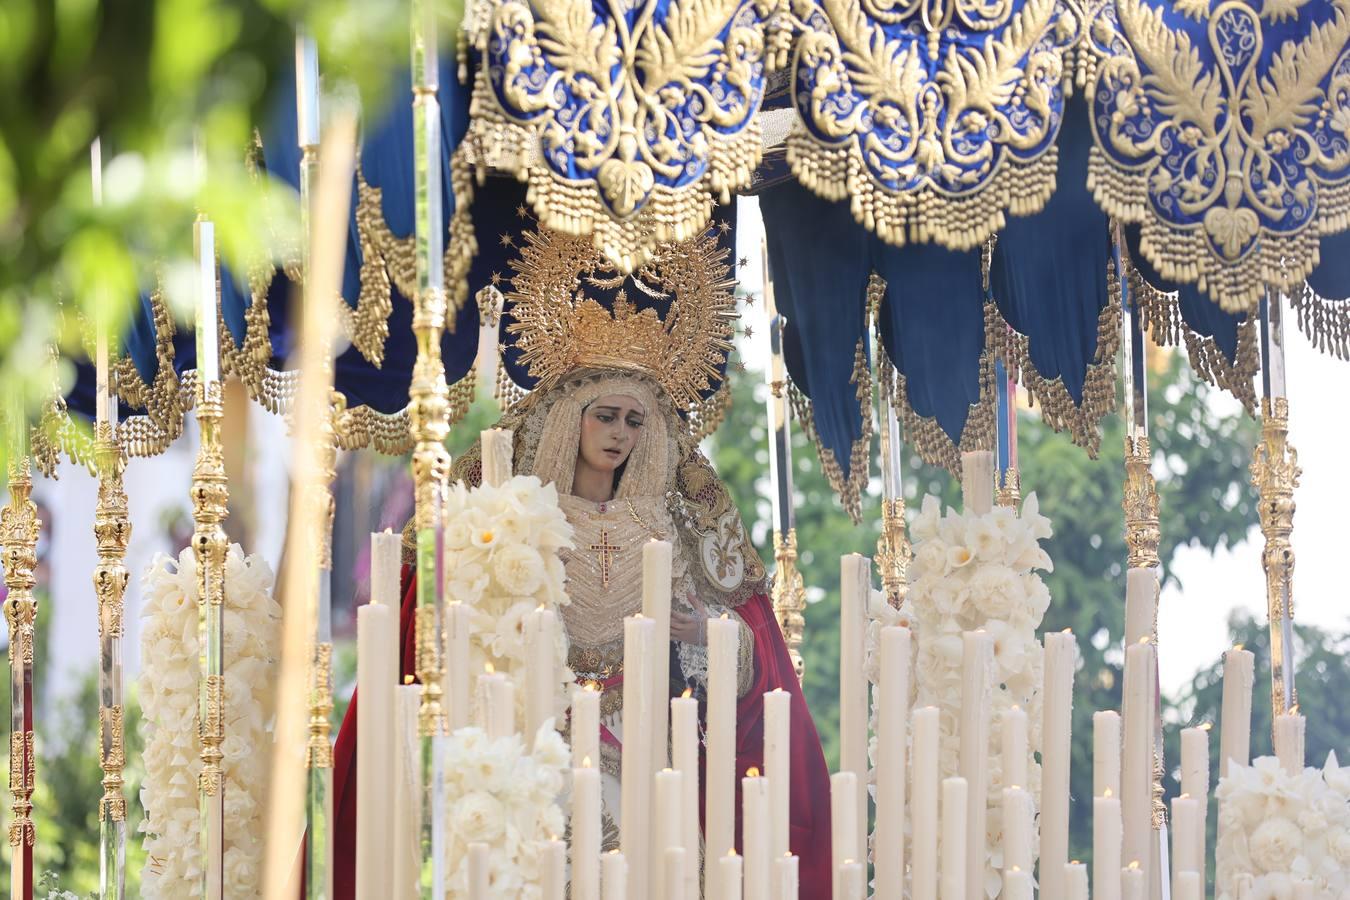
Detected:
[670,590,710,645]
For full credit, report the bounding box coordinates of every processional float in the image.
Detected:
[4,0,1350,897]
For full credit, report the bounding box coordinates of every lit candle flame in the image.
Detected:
[1062,627,1073,634]
[1103,787,1114,798]
[746,766,760,778]
[720,612,729,619]
[1179,792,1190,800]
[1138,636,1151,645]
[1200,722,1213,732]
[1233,643,1245,652]
[682,688,693,699]
[403,674,415,685]
[1010,866,1022,873]
[485,661,495,674]
[582,756,592,768]
[1128,861,1141,870]
[727,848,738,857]
[1290,704,1300,715]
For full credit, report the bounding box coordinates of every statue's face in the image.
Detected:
[578,393,646,475]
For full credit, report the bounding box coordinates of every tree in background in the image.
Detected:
[708,350,1263,865]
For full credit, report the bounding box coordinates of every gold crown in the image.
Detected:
[505,225,737,412]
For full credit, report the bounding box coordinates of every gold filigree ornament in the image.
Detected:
[505,225,737,413]
[786,0,1073,249]
[1087,0,1350,312]
[460,0,785,272]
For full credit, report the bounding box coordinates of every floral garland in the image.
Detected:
[442,727,571,897]
[907,493,1055,895]
[138,545,281,897]
[1216,754,1350,899]
[441,473,576,894]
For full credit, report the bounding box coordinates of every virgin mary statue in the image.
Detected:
[329,225,833,896]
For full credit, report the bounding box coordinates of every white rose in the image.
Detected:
[1330,830,1350,864]
[447,562,490,606]
[493,543,546,596]
[913,541,949,579]
[223,845,260,893]
[966,566,1019,620]
[452,791,507,842]
[1249,817,1302,873]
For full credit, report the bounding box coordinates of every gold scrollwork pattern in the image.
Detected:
[197,674,226,796]
[1250,396,1301,718]
[787,0,1072,249]
[307,643,335,769]
[1087,0,1350,312]
[462,0,780,272]
[1123,433,1161,571]
[100,705,127,822]
[7,732,34,847]
[875,497,911,608]
[2,456,40,672]
[772,529,808,681]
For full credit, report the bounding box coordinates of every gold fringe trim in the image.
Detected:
[1088,150,1350,313]
[460,77,760,274]
[1292,282,1350,361]
[787,138,1059,252]
[871,274,997,479]
[986,296,1120,457]
[787,338,873,524]
[1125,261,1259,413]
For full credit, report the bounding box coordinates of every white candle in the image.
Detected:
[1179,724,1210,889]
[656,768,685,900]
[912,707,940,900]
[1001,705,1028,792]
[1174,871,1201,900]
[1274,711,1306,775]
[1170,794,1201,882]
[664,847,686,900]
[444,602,471,731]
[1041,630,1076,899]
[1219,646,1254,777]
[524,607,558,740]
[1122,639,1155,890]
[1003,867,1032,900]
[294,33,320,147]
[706,615,740,900]
[837,860,864,900]
[1093,790,1122,900]
[829,771,858,900]
[477,667,515,739]
[542,838,566,900]
[467,842,490,900]
[1065,862,1089,900]
[621,615,657,895]
[371,529,402,606]
[572,684,601,769]
[764,689,792,862]
[959,631,992,900]
[480,427,513,486]
[355,600,396,898]
[392,684,422,899]
[572,762,602,900]
[960,449,994,514]
[720,852,743,900]
[1094,710,1122,798]
[602,851,627,900]
[940,777,968,900]
[875,626,910,900]
[774,854,798,900]
[840,554,871,849]
[1000,786,1033,875]
[195,218,219,384]
[643,541,673,775]
[672,692,701,899]
[1122,863,1145,900]
[744,770,771,900]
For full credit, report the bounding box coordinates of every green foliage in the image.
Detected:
[708,352,1262,866]
[0,0,459,456]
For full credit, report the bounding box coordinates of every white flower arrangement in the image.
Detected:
[138,545,281,898]
[907,492,1055,897]
[1216,754,1350,899]
[441,473,576,894]
[442,475,575,729]
[442,726,571,898]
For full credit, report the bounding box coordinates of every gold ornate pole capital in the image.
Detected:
[1251,396,1300,717]
[2,450,39,898]
[1123,434,1161,571]
[772,529,807,681]
[996,468,1021,508]
[875,497,910,610]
